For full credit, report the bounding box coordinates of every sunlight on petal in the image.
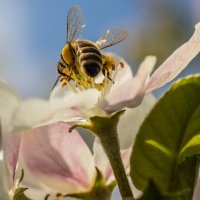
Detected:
[146,22,200,93]
[11,89,100,132]
[101,56,156,113]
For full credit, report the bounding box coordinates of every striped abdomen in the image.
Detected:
[75,40,102,77]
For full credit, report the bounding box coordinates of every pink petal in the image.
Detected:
[0,80,20,127]
[93,138,132,184]
[194,177,200,200]
[3,131,22,181]
[101,56,156,113]
[0,80,21,179]
[21,122,96,193]
[145,22,200,94]
[0,152,8,200]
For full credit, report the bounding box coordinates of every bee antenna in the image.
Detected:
[51,76,61,91]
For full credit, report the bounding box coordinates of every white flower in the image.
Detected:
[0,80,148,199]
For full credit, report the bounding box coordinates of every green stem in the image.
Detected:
[90,111,134,200]
[69,110,135,199]
[98,126,133,199]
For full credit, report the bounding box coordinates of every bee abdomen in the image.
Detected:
[76,40,103,77]
[77,46,101,57]
[79,52,102,77]
[81,60,101,77]
[79,53,102,64]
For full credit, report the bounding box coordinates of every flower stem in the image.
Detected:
[98,128,133,199]
[89,111,134,200]
[69,110,135,199]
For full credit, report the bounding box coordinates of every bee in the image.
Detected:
[54,6,127,89]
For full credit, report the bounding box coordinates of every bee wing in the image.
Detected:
[66,6,86,42]
[96,28,128,50]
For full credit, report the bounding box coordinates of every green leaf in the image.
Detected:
[137,181,165,200]
[130,75,200,200]
[13,187,33,200]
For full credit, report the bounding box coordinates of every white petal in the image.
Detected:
[24,188,50,200]
[118,94,156,149]
[0,80,22,183]
[11,89,99,132]
[50,84,71,100]
[146,22,200,93]
[101,56,156,113]
[11,98,64,132]
[0,80,20,127]
[0,151,3,160]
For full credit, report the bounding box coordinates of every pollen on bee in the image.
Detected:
[61,43,74,65]
[119,61,125,68]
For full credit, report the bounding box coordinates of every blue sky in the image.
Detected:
[0,0,199,98]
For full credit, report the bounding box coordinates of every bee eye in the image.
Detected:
[83,63,101,77]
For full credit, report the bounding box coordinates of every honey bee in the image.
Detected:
[54,6,127,89]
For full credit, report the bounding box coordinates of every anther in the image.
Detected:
[44,194,50,200]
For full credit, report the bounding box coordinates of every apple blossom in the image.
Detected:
[0,79,151,200]
[8,19,200,136]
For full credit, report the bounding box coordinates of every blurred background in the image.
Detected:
[0,0,200,99]
[1,1,200,199]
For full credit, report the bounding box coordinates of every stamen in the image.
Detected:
[44,194,50,200]
[67,81,78,93]
[104,70,110,96]
[91,78,95,88]
[75,63,87,83]
[19,169,24,183]
[106,62,123,94]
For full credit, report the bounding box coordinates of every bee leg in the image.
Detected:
[102,68,114,84]
[51,75,61,91]
[57,62,70,76]
[107,76,114,84]
[56,62,73,86]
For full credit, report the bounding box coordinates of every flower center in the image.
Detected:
[60,55,124,101]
